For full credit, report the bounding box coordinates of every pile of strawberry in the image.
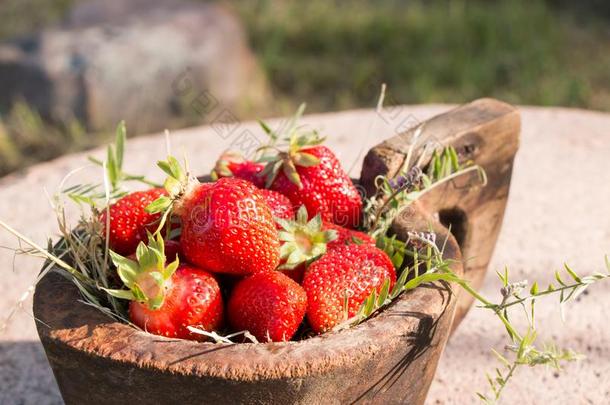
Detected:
[102,125,396,342]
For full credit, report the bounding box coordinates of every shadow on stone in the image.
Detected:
[0,341,61,405]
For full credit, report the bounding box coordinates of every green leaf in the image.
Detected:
[530,298,536,326]
[102,288,136,301]
[306,214,322,233]
[167,156,185,181]
[135,242,147,263]
[296,205,309,224]
[496,268,509,287]
[287,248,305,265]
[403,272,460,290]
[145,196,172,214]
[106,145,118,188]
[364,290,377,316]
[147,293,165,310]
[377,279,391,306]
[555,270,566,287]
[293,152,320,167]
[491,348,511,368]
[88,156,103,166]
[164,177,182,196]
[448,146,459,171]
[433,151,442,178]
[564,264,581,283]
[115,120,126,169]
[530,281,539,295]
[391,251,404,269]
[157,160,173,177]
[256,154,280,163]
[264,160,283,188]
[258,119,274,136]
[391,268,410,299]
[279,240,295,257]
[282,159,302,188]
[259,160,275,177]
[109,250,138,271]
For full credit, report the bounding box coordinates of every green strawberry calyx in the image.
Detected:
[210,150,244,180]
[104,232,179,310]
[145,155,200,228]
[276,206,338,270]
[256,103,325,189]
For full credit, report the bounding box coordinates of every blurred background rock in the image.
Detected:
[0,0,608,176]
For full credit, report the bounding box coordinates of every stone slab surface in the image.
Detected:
[0,104,609,404]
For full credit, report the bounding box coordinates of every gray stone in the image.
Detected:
[0,0,269,133]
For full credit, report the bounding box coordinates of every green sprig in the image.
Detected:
[365,145,486,239]
[69,121,161,207]
[350,231,610,404]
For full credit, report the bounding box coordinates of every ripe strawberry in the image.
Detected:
[170,176,280,275]
[259,189,295,222]
[100,188,167,255]
[211,151,265,188]
[279,263,306,284]
[259,109,362,228]
[129,265,223,340]
[228,271,307,342]
[108,235,224,340]
[323,222,376,250]
[302,244,396,333]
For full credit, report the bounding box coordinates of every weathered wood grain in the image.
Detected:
[361,98,521,329]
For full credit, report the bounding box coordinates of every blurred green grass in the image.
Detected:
[0,0,609,177]
[234,0,610,112]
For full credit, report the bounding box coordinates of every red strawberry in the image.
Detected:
[323,222,376,250]
[108,235,224,340]
[130,265,223,340]
[211,151,264,188]
[279,263,306,284]
[228,271,307,342]
[100,188,167,255]
[302,244,396,333]
[177,177,280,275]
[259,108,362,228]
[259,189,295,223]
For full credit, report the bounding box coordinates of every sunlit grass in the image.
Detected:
[234,0,610,113]
[0,102,97,176]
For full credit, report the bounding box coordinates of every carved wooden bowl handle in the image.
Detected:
[360,98,520,330]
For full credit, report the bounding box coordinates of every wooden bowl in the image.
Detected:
[33,98,519,404]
